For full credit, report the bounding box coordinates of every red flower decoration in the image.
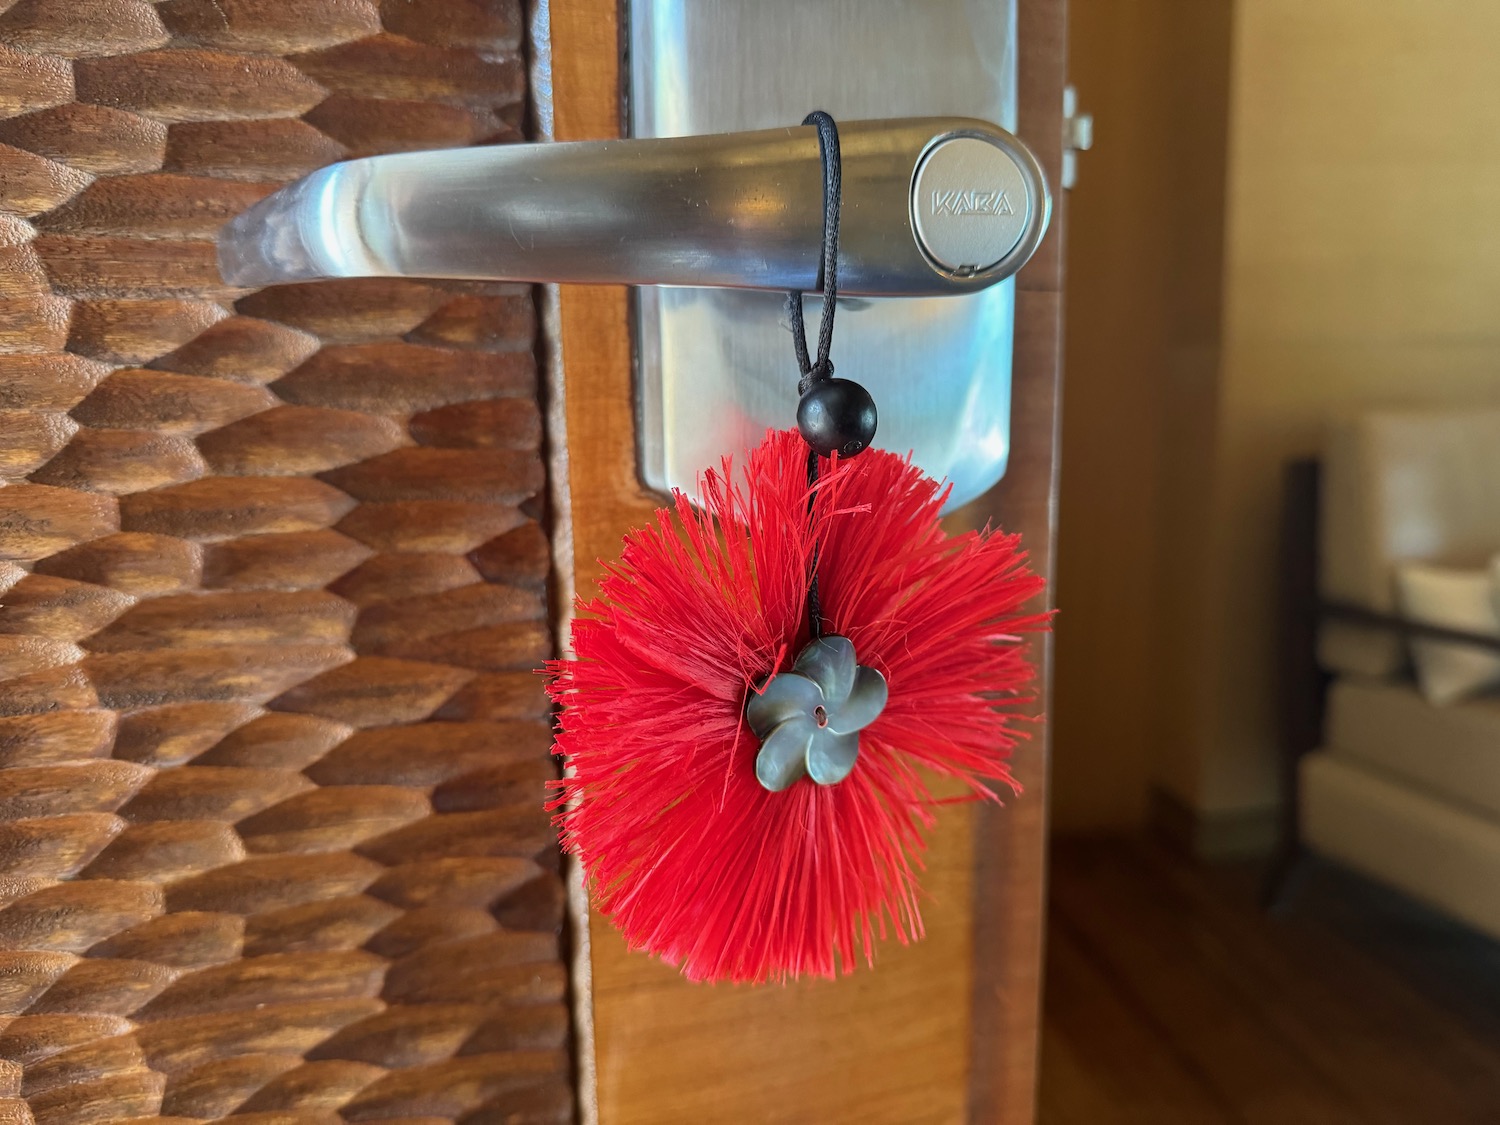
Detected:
[547,429,1048,983]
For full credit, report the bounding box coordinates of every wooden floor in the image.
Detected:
[1039,837,1500,1125]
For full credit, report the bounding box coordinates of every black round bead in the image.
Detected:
[797,378,878,458]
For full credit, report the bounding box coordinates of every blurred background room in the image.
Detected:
[1045,0,1500,1120]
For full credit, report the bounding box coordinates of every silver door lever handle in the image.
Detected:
[218,117,1050,297]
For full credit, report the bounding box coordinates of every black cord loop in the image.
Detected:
[787,110,842,397]
[788,110,842,639]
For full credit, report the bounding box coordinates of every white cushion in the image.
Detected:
[1394,561,1500,705]
[1301,751,1500,943]
[1325,676,1500,819]
[1318,409,1500,677]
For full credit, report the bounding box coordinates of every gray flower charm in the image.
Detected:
[745,635,888,792]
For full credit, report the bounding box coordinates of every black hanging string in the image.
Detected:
[787,110,842,640]
[788,111,842,397]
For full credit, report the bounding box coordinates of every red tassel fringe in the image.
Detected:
[547,429,1049,983]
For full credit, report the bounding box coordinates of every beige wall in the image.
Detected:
[1054,0,1500,833]
[1052,0,1232,832]
[1196,0,1500,815]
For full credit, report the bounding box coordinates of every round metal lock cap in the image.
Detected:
[912,135,1032,276]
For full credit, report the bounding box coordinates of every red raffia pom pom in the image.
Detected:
[546,429,1049,983]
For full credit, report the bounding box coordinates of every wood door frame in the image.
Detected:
[967,1,1068,1118]
[545,1,1067,1120]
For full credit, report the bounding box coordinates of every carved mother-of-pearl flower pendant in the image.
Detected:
[745,635,888,792]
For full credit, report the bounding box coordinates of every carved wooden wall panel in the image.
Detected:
[0,2,574,1123]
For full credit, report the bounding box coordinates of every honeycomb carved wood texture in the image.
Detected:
[0,1,575,1122]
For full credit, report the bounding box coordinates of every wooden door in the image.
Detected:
[547,2,1068,1123]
